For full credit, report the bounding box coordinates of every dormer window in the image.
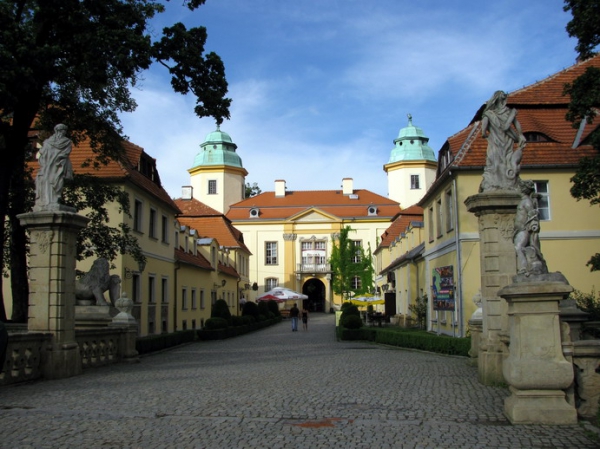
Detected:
[367,205,378,216]
[524,132,550,143]
[250,207,259,218]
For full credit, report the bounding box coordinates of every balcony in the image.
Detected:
[296,263,331,273]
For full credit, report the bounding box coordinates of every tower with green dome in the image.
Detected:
[188,125,248,213]
[384,114,437,207]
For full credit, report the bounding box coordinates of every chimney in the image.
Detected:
[181,185,193,200]
[342,178,354,195]
[275,179,286,197]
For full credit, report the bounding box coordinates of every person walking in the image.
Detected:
[302,306,309,330]
[289,303,300,332]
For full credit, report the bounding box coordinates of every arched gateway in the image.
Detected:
[301,278,326,313]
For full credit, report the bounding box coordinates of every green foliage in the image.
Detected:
[338,327,471,356]
[0,0,231,321]
[408,294,429,330]
[245,182,262,198]
[571,288,600,321]
[266,299,280,316]
[564,0,600,60]
[211,299,232,321]
[204,317,228,330]
[329,226,375,300]
[257,300,270,317]
[340,301,354,311]
[563,3,600,272]
[342,314,363,330]
[242,301,260,321]
[136,330,196,355]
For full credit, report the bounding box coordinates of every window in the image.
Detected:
[410,174,420,190]
[161,215,169,243]
[351,240,362,263]
[134,199,143,232]
[208,180,217,195]
[534,181,550,220]
[445,189,454,232]
[148,276,156,303]
[161,278,168,303]
[211,246,217,267]
[265,242,278,265]
[182,288,188,310]
[436,198,443,237]
[428,207,434,242]
[182,320,187,330]
[265,278,278,291]
[149,208,157,238]
[191,288,197,310]
[174,230,179,249]
[132,274,141,303]
[200,289,206,309]
[351,276,362,290]
[211,290,217,306]
[192,319,196,329]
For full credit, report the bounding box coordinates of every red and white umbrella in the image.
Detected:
[257,288,308,301]
[256,294,285,303]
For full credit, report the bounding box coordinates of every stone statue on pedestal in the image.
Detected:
[479,91,526,192]
[35,124,74,211]
[513,179,548,276]
[75,258,121,306]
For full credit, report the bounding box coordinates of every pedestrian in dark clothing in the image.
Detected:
[289,303,300,331]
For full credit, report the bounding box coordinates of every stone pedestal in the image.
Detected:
[18,210,89,379]
[75,305,113,328]
[499,274,577,424]
[465,191,520,385]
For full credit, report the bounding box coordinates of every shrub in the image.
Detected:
[212,299,232,321]
[266,299,280,316]
[230,315,244,327]
[571,288,600,321]
[340,301,354,311]
[242,315,255,325]
[257,300,270,317]
[408,294,428,329]
[204,317,228,330]
[343,314,363,329]
[242,301,260,320]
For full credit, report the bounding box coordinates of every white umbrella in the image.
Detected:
[257,287,308,301]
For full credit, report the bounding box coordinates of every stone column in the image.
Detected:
[18,210,89,379]
[499,275,577,425]
[465,191,520,385]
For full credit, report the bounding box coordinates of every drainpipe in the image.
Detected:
[173,261,180,332]
[452,173,464,337]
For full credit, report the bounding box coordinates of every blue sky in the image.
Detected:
[119,0,578,199]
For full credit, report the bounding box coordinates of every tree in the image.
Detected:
[0,0,231,321]
[408,294,428,329]
[563,0,600,271]
[245,182,262,198]
[329,226,375,301]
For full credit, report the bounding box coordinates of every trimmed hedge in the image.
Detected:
[338,326,470,356]
[136,330,196,355]
[197,316,281,341]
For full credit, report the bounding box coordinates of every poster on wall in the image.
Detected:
[432,265,455,311]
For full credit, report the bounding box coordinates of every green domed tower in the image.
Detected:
[188,125,248,213]
[384,114,437,207]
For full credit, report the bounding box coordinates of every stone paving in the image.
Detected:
[0,313,598,448]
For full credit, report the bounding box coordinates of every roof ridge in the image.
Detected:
[452,122,481,166]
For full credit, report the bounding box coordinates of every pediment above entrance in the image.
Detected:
[287,207,340,223]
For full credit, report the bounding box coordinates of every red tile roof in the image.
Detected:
[29,137,180,212]
[175,247,213,270]
[226,189,401,221]
[376,206,424,253]
[218,261,240,279]
[174,197,251,254]
[421,55,600,203]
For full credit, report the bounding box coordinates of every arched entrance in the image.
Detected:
[302,278,325,312]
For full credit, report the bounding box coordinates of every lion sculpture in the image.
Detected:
[75,258,121,306]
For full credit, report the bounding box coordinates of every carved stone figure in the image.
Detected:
[513,179,548,276]
[479,91,526,192]
[75,258,121,306]
[35,124,74,210]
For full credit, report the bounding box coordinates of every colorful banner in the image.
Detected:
[432,265,455,311]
